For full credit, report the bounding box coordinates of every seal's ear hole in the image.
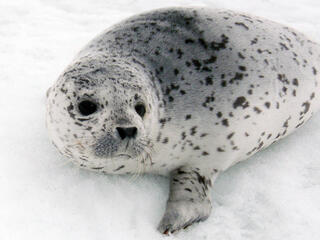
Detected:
[78,100,97,116]
[135,104,146,118]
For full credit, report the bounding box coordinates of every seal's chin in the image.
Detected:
[93,143,145,161]
[93,134,151,160]
[110,147,145,160]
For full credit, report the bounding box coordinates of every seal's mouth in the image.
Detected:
[116,153,132,158]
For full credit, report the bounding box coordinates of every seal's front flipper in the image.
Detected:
[158,166,219,235]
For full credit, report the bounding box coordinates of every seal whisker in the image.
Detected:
[129,158,141,182]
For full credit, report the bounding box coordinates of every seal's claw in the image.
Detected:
[157,200,211,234]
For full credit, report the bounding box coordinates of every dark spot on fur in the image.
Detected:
[159,118,166,127]
[292,78,299,86]
[238,52,245,59]
[205,76,213,85]
[301,101,310,114]
[279,42,289,50]
[217,147,225,152]
[113,165,125,172]
[198,38,208,49]
[312,67,317,75]
[278,74,290,84]
[238,66,246,71]
[181,132,186,140]
[292,90,297,97]
[310,92,315,100]
[264,102,271,108]
[222,119,229,127]
[282,86,287,94]
[229,72,244,84]
[204,56,217,64]
[192,59,202,70]
[251,38,258,45]
[233,96,249,109]
[254,107,262,114]
[92,167,103,170]
[185,39,195,44]
[257,141,264,150]
[177,49,183,58]
[156,133,161,142]
[295,121,305,128]
[221,80,227,87]
[67,103,75,119]
[190,126,197,136]
[227,132,235,139]
[235,22,249,30]
[210,34,229,51]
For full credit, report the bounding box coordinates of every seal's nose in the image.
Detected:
[116,127,137,140]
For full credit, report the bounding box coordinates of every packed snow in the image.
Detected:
[0,0,320,239]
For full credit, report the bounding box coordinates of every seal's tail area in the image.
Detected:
[46,87,51,98]
[315,44,320,112]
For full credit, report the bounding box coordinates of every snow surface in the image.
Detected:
[1,0,320,239]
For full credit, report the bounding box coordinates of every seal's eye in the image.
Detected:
[78,100,97,116]
[135,104,146,118]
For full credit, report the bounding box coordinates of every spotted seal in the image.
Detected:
[46,7,320,234]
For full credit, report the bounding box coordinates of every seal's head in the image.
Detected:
[46,56,161,173]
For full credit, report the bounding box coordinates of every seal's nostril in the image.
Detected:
[116,127,137,140]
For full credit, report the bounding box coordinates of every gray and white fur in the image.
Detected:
[46,7,320,234]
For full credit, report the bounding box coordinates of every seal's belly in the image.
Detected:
[153,52,320,171]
